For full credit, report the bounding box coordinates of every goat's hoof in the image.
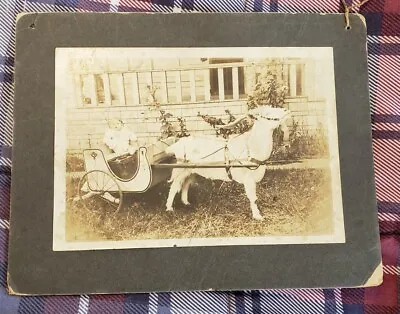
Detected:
[72,196,80,203]
[182,201,191,206]
[166,207,174,212]
[253,215,264,221]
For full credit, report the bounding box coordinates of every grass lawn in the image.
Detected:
[65,168,334,242]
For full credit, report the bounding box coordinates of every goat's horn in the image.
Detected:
[215,115,248,130]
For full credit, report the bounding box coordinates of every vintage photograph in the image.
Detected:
[53,47,345,251]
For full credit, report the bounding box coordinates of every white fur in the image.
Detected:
[164,106,291,220]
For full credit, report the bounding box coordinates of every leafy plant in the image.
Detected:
[158,110,175,139]
[225,109,253,134]
[66,154,85,172]
[145,84,190,140]
[247,60,288,110]
[225,109,236,123]
[197,111,230,139]
[269,121,329,160]
[198,110,253,139]
[176,117,190,138]
[146,85,161,110]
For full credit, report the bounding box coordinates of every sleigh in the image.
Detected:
[76,137,177,213]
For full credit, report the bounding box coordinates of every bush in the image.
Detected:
[146,85,190,140]
[270,121,329,160]
[245,60,328,160]
[247,60,288,110]
[66,154,85,172]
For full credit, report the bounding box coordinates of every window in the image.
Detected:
[79,74,105,106]
[109,73,123,105]
[295,64,304,97]
[286,61,305,98]
[80,75,92,105]
[209,58,245,100]
[96,75,105,104]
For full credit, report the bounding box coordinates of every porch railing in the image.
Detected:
[74,61,305,108]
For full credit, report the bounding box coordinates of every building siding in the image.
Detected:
[65,98,327,154]
[59,53,329,155]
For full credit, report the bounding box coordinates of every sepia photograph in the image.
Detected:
[53,47,345,251]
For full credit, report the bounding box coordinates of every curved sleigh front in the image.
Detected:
[82,147,152,193]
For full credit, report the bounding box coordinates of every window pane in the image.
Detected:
[208,58,245,100]
[180,70,191,102]
[166,71,177,103]
[81,75,93,106]
[296,64,303,96]
[209,68,219,100]
[238,67,245,97]
[95,75,105,104]
[109,74,121,105]
[123,73,134,105]
[194,70,205,102]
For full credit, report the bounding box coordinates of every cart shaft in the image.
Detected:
[152,163,261,169]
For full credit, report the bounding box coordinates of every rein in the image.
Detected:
[171,111,290,180]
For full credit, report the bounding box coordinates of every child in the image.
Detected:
[103,119,139,160]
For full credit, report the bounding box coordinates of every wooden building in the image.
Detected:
[59,53,330,154]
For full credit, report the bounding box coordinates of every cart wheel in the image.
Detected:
[77,170,123,214]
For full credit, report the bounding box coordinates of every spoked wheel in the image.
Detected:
[77,170,123,214]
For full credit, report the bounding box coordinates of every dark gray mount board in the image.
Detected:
[8,13,382,295]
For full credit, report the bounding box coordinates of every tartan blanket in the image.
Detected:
[0,0,399,313]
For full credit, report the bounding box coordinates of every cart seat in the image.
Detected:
[107,151,140,181]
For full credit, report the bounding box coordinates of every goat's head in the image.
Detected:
[217,106,291,131]
[248,106,291,128]
[250,106,292,149]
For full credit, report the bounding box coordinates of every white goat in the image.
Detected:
[164,106,291,221]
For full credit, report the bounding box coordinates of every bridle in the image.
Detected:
[245,111,291,165]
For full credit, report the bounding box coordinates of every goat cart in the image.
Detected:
[75,138,176,213]
[75,137,276,214]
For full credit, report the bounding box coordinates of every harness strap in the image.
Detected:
[224,142,233,180]
[225,165,233,180]
[249,157,267,165]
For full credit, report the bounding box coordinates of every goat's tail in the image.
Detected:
[165,136,192,160]
[167,168,192,184]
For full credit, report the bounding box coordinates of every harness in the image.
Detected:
[224,143,233,180]
[222,127,290,179]
[222,138,265,180]
[175,112,290,181]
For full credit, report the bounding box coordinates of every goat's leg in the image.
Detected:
[166,179,182,211]
[166,173,187,211]
[166,170,192,211]
[244,180,263,221]
[181,176,193,206]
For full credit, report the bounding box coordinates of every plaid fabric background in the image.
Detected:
[0,0,399,313]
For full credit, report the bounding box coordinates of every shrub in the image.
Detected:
[270,121,329,160]
[66,154,85,172]
[247,59,289,110]
[146,85,190,140]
